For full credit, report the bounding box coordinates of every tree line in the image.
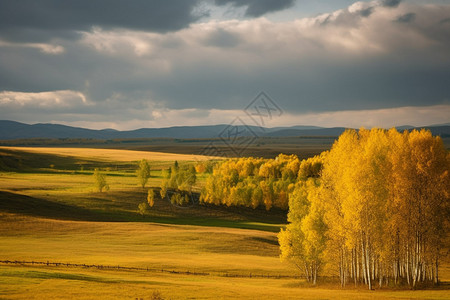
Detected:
[200,154,324,210]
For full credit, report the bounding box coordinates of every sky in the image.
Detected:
[0,0,449,130]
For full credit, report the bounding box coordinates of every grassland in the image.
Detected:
[0,136,340,159]
[1,213,449,300]
[0,147,449,299]
[1,146,216,162]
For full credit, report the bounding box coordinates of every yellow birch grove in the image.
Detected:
[279,128,449,289]
[386,129,450,287]
[200,155,303,210]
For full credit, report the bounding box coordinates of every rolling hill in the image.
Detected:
[0,120,449,140]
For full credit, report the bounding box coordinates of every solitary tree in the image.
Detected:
[93,168,109,192]
[137,159,151,188]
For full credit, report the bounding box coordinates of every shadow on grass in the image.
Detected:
[0,148,136,173]
[0,191,117,222]
[140,215,284,232]
[0,267,163,285]
[0,190,284,232]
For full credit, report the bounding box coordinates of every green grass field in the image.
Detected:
[0,147,449,299]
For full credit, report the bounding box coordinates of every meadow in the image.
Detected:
[0,136,339,159]
[0,146,448,299]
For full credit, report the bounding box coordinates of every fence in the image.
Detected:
[0,259,299,279]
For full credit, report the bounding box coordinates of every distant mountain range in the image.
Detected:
[0,120,449,140]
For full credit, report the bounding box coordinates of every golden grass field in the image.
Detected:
[0,147,449,299]
[0,146,217,162]
[1,213,449,300]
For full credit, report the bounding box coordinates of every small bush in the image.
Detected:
[147,189,155,207]
[151,290,164,300]
[138,202,149,216]
[170,193,182,205]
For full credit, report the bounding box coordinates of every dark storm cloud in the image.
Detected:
[438,17,450,25]
[0,28,83,44]
[215,0,295,17]
[0,0,203,42]
[396,13,416,23]
[148,57,450,113]
[382,0,402,8]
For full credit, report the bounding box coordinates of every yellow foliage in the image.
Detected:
[282,128,449,288]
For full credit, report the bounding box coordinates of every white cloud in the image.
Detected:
[0,40,65,54]
[348,1,371,14]
[81,27,155,57]
[0,90,87,108]
[79,2,450,66]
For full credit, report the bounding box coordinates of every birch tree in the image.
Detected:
[137,159,151,188]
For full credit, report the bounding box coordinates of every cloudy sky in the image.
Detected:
[0,0,449,130]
